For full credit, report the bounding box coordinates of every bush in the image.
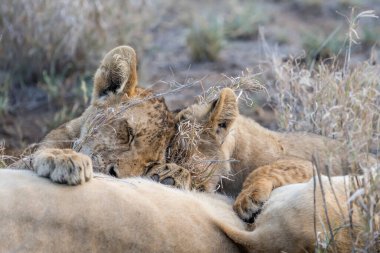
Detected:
[186,17,224,62]
[224,4,269,40]
[302,30,345,62]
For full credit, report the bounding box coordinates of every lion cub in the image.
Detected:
[13,46,176,185]
[148,88,377,221]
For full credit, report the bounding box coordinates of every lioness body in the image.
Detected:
[0,169,242,253]
[0,169,364,253]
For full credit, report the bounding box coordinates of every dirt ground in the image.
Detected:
[1,0,379,157]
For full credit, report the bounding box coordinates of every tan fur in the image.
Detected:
[219,175,367,253]
[1,169,368,252]
[165,88,377,220]
[0,169,244,253]
[12,46,175,185]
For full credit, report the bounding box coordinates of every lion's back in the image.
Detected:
[0,169,243,253]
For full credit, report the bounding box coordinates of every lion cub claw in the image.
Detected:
[233,188,266,222]
[33,148,93,185]
[147,163,191,190]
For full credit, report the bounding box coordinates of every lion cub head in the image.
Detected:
[74,46,175,178]
[168,88,239,191]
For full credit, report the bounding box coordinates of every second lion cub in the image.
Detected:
[148,88,377,221]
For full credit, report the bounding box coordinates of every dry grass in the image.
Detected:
[198,70,268,107]
[0,142,6,168]
[0,0,166,85]
[269,10,379,153]
[0,141,18,168]
[271,58,379,154]
[350,167,380,252]
[259,10,380,252]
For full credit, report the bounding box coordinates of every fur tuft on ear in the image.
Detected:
[209,88,239,130]
[92,46,138,101]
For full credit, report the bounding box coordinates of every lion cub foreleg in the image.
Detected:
[12,117,93,185]
[13,148,93,185]
[233,159,314,221]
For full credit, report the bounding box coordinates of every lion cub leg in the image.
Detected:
[233,159,313,221]
[18,148,93,185]
[146,163,191,190]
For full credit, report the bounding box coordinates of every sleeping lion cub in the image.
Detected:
[12,45,176,185]
[148,88,377,220]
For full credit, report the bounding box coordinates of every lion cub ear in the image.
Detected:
[208,88,239,133]
[92,45,138,102]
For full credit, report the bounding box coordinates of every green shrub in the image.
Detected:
[224,4,268,40]
[186,17,224,62]
[302,30,345,62]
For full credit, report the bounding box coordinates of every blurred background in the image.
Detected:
[0,0,379,156]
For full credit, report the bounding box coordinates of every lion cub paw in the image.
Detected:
[147,163,191,190]
[33,148,93,185]
[233,188,266,222]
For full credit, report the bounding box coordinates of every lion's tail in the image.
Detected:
[213,219,261,252]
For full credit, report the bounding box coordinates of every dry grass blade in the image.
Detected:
[0,141,19,168]
[348,165,380,252]
[342,8,379,76]
[313,155,338,253]
[198,70,268,108]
